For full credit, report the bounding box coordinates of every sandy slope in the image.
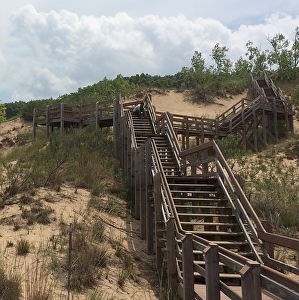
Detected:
[152,90,247,118]
[0,91,295,299]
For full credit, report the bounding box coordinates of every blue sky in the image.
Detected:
[0,1,299,103]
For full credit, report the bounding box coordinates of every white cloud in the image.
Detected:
[1,4,299,102]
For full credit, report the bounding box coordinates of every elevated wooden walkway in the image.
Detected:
[33,74,299,299]
[114,77,299,299]
[32,101,114,137]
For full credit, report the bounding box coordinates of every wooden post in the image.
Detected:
[134,147,140,220]
[95,102,99,128]
[261,220,274,258]
[273,98,278,141]
[154,173,163,269]
[215,119,219,139]
[113,96,120,158]
[67,223,73,300]
[240,261,262,300]
[182,233,194,300]
[32,108,37,139]
[166,217,177,294]
[203,243,220,300]
[60,103,64,134]
[242,106,247,149]
[79,103,83,129]
[46,105,50,138]
[262,104,268,146]
[252,104,258,152]
[145,138,154,255]
[140,145,146,240]
[185,116,189,149]
[201,117,205,144]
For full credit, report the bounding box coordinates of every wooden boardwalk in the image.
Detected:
[34,74,299,299]
[32,101,114,138]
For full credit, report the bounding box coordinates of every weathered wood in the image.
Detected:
[134,147,140,220]
[32,108,37,139]
[95,102,99,128]
[166,217,177,294]
[145,138,154,255]
[182,233,194,300]
[140,145,146,240]
[261,220,274,258]
[154,173,164,269]
[60,103,64,134]
[46,105,50,138]
[240,261,262,300]
[203,243,220,300]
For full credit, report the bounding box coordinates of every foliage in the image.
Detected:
[1,125,124,199]
[291,84,299,110]
[68,230,108,292]
[24,260,55,300]
[233,150,299,235]
[5,101,26,119]
[221,134,246,159]
[16,238,30,255]
[0,262,22,300]
[0,101,6,123]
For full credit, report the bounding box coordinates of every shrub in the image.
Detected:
[24,260,55,300]
[16,238,30,255]
[0,263,22,300]
[92,220,105,242]
[64,227,108,292]
[291,84,299,110]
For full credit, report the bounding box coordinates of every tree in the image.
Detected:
[211,43,232,76]
[245,41,268,77]
[0,101,6,122]
[267,33,294,80]
[293,27,299,78]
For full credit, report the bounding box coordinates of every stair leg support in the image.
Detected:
[154,173,163,269]
[182,233,194,300]
[240,261,262,300]
[146,138,154,255]
[203,243,220,300]
[167,217,178,295]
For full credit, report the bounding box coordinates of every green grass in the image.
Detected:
[16,238,30,255]
[0,262,22,300]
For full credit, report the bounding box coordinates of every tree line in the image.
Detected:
[1,27,299,121]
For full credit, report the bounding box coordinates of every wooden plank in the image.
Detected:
[203,243,220,300]
[182,233,194,300]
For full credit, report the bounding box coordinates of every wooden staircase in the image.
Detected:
[116,91,299,299]
[132,113,181,175]
[167,175,258,285]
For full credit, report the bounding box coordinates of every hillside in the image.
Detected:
[0,90,298,299]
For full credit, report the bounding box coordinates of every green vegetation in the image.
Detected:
[0,262,22,300]
[0,101,6,122]
[16,238,30,255]
[2,26,299,120]
[0,125,127,202]
[222,134,299,237]
[1,26,299,298]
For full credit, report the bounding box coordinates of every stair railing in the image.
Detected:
[143,93,157,132]
[180,140,299,268]
[150,138,267,299]
[155,112,182,173]
[149,138,246,299]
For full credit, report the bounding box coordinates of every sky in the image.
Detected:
[0,1,299,103]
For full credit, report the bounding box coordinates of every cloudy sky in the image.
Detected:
[0,1,298,103]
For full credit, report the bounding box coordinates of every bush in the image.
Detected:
[0,263,22,300]
[68,231,108,292]
[16,238,30,255]
[291,84,299,111]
